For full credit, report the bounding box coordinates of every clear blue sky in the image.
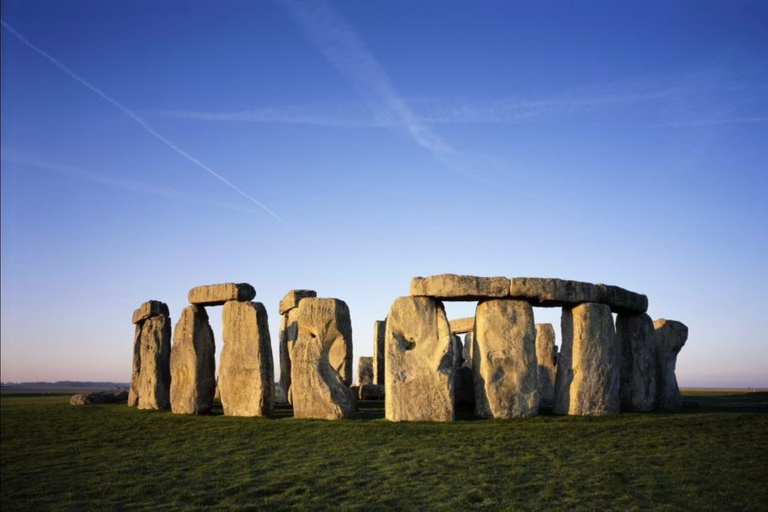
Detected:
[2,0,766,387]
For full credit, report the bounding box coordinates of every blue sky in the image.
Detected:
[2,0,766,387]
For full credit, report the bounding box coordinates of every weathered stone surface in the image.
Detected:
[617,313,657,412]
[554,303,619,416]
[291,298,356,419]
[462,332,473,368]
[170,306,216,414]
[136,314,172,410]
[535,323,557,408]
[509,278,648,313]
[410,274,509,301]
[654,319,689,410]
[385,296,454,422]
[278,309,300,404]
[357,357,374,385]
[218,301,274,417]
[451,334,464,368]
[278,289,317,315]
[188,283,256,306]
[127,323,141,407]
[449,316,475,334]
[132,300,170,325]
[70,391,128,405]
[358,383,384,400]
[373,319,387,386]
[473,300,539,418]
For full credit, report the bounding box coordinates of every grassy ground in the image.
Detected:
[2,392,767,511]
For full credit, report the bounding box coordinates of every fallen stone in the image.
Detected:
[535,323,557,408]
[70,391,128,405]
[278,309,300,404]
[278,289,317,315]
[135,313,172,410]
[169,305,216,414]
[473,299,539,418]
[617,313,657,412]
[554,303,619,416]
[373,319,387,386]
[291,298,356,419]
[449,316,475,334]
[654,319,689,409]
[358,383,384,400]
[385,296,455,422]
[358,357,374,385]
[219,301,275,417]
[410,274,509,301]
[188,283,256,306]
[132,300,170,325]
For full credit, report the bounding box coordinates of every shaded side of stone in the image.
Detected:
[278,308,300,404]
[617,313,657,411]
[373,319,387,386]
[218,301,274,417]
[137,314,172,410]
[128,323,142,407]
[535,323,557,408]
[169,305,216,414]
[385,296,455,422]
[654,319,689,410]
[358,356,374,385]
[132,300,170,325]
[278,289,317,315]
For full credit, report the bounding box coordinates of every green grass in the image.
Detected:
[2,392,767,511]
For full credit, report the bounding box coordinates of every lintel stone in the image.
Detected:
[188,283,256,306]
[279,289,317,315]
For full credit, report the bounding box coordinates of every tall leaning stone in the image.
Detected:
[169,305,216,414]
[219,301,274,417]
[136,314,172,410]
[654,319,689,409]
[535,323,557,408]
[554,303,619,415]
[373,319,387,386]
[617,313,657,412]
[385,296,455,422]
[473,300,539,418]
[291,298,355,419]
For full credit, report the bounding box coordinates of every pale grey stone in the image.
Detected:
[170,305,216,414]
[654,319,689,410]
[373,319,387,386]
[535,323,557,408]
[278,308,300,404]
[385,296,454,422]
[451,334,464,368]
[219,301,274,417]
[462,332,473,369]
[617,313,657,412]
[554,303,619,416]
[358,356,374,385]
[410,274,509,301]
[508,278,647,313]
[127,323,141,407]
[187,283,256,306]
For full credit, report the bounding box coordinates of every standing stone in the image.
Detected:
[535,323,557,408]
[169,305,216,415]
[358,357,374,385]
[218,301,274,417]
[136,313,172,410]
[473,300,539,418]
[451,334,464,368]
[554,303,619,416]
[291,298,355,419]
[373,319,387,386]
[127,324,141,407]
[617,313,657,412]
[278,290,317,405]
[385,296,455,422]
[462,332,474,368]
[654,319,689,409]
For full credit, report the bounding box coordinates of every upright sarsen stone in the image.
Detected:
[358,357,374,385]
[617,313,657,412]
[473,300,539,418]
[136,313,172,410]
[170,305,216,414]
[535,323,557,408]
[219,301,274,417]
[128,324,142,407]
[278,290,317,405]
[554,303,619,416]
[385,296,455,422]
[373,319,387,386]
[291,298,355,419]
[129,300,171,408]
[654,319,689,409]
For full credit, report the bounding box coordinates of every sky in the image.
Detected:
[2,0,767,388]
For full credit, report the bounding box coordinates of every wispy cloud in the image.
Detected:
[0,20,285,225]
[1,150,262,214]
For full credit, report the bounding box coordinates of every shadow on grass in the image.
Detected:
[679,392,768,414]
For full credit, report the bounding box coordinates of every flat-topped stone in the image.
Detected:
[279,289,317,315]
[410,274,509,301]
[132,300,170,324]
[509,277,647,313]
[449,317,475,334]
[188,283,255,306]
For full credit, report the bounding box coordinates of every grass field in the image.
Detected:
[2,391,767,511]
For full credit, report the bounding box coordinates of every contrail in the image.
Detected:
[1,19,285,225]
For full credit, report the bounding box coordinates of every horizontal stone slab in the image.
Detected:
[449,317,475,334]
[410,274,509,301]
[509,278,647,313]
[278,289,317,315]
[132,300,170,324]
[188,283,256,306]
[597,284,649,314]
